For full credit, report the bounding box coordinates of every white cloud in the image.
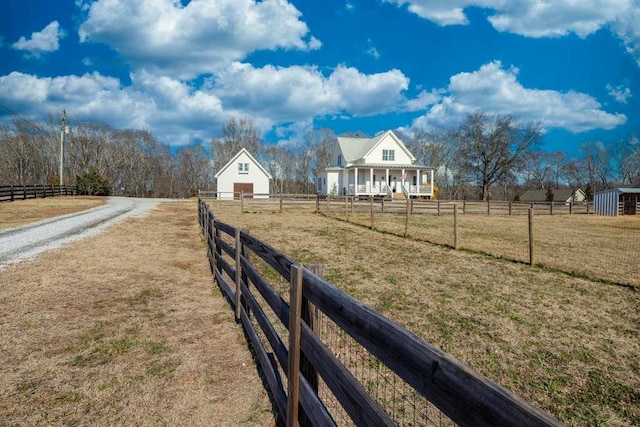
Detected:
[384,0,640,66]
[12,21,65,57]
[401,89,441,112]
[0,71,225,145]
[78,0,320,79]
[412,61,627,133]
[606,83,632,103]
[210,62,410,120]
[366,39,381,59]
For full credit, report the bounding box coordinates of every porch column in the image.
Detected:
[416,169,420,195]
[354,167,358,197]
[430,169,434,196]
[370,168,373,194]
[401,168,405,191]
[385,169,389,190]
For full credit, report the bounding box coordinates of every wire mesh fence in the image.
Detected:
[319,197,639,288]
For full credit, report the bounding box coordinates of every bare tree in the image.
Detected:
[211,116,262,174]
[305,128,336,192]
[452,112,542,200]
[580,141,613,191]
[615,136,640,186]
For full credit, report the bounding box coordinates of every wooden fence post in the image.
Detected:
[10,185,14,202]
[528,208,535,266]
[326,194,330,213]
[487,199,490,215]
[587,202,590,214]
[410,198,414,215]
[344,196,348,217]
[381,197,385,214]
[463,199,466,214]
[569,202,573,214]
[280,193,283,213]
[299,264,322,427]
[240,191,244,214]
[404,199,410,238]
[509,201,512,216]
[23,185,26,200]
[370,196,374,230]
[550,202,553,215]
[350,196,354,215]
[454,204,458,250]
[437,199,440,216]
[315,194,319,212]
[287,265,304,427]
[235,229,242,321]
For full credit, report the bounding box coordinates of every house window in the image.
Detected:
[413,175,417,185]
[238,162,249,173]
[382,149,395,161]
[338,154,342,166]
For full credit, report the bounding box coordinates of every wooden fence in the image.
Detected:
[198,198,560,426]
[0,184,78,202]
[198,192,594,216]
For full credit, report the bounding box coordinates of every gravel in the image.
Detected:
[0,197,163,270]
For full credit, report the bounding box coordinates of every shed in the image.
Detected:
[593,188,640,216]
[214,148,272,200]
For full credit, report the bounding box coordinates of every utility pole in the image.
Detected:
[59,109,67,185]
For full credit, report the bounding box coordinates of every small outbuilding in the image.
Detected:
[594,188,640,216]
[214,148,272,200]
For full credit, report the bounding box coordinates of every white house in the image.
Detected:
[214,148,272,200]
[317,130,434,199]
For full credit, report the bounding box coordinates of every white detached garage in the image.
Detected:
[214,148,272,200]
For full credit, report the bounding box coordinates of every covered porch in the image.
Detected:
[345,165,434,199]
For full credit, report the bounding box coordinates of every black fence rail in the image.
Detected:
[198,198,560,427]
[0,184,78,202]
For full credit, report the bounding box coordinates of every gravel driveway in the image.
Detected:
[0,197,162,270]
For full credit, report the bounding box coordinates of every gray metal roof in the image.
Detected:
[595,187,640,194]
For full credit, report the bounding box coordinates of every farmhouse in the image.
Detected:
[317,130,435,199]
[594,188,640,216]
[519,188,586,203]
[214,148,271,200]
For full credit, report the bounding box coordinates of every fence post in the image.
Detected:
[350,196,354,215]
[326,194,330,213]
[454,204,459,250]
[569,202,573,214]
[315,194,319,212]
[241,229,251,316]
[437,199,440,216]
[587,202,590,214]
[370,196,374,230]
[410,198,414,215]
[240,191,244,214]
[287,265,303,427]
[550,202,553,215]
[23,185,26,200]
[487,199,490,215]
[509,201,512,216]
[300,264,322,427]
[280,193,283,213]
[404,199,410,238]
[381,197,385,214]
[235,229,242,321]
[344,196,348,217]
[10,185,14,202]
[528,208,535,266]
[463,199,466,214]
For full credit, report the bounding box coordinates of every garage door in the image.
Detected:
[233,183,253,199]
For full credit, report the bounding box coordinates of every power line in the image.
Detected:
[0,101,57,137]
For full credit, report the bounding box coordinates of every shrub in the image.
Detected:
[76,168,111,196]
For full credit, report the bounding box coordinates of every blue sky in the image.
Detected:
[1,0,639,156]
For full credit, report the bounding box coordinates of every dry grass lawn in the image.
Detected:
[0,200,271,426]
[210,205,640,426]
[0,196,106,230]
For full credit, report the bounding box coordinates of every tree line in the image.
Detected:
[0,112,638,199]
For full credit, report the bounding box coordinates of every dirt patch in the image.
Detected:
[0,201,271,426]
[0,196,107,230]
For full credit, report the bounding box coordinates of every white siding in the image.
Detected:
[326,171,341,195]
[216,151,270,200]
[364,134,413,165]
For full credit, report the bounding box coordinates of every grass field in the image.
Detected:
[0,196,106,230]
[0,200,271,426]
[209,203,640,426]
